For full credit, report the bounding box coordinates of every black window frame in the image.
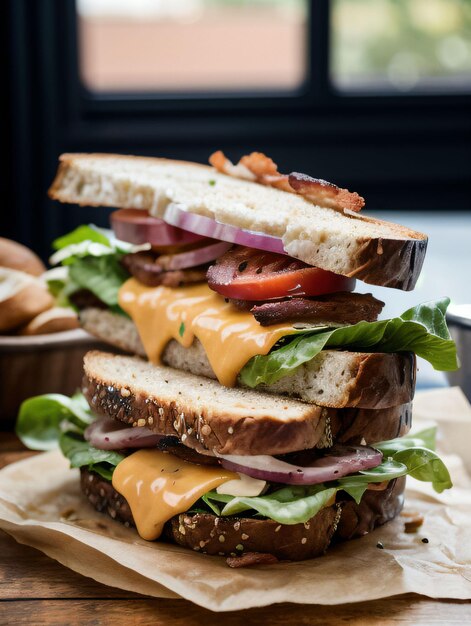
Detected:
[4,0,471,258]
[67,0,471,125]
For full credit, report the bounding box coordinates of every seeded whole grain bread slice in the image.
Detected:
[80,469,405,562]
[48,153,427,290]
[83,351,411,455]
[80,308,416,410]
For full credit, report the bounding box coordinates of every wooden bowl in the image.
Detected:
[0,329,109,424]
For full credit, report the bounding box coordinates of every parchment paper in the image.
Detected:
[1,387,471,612]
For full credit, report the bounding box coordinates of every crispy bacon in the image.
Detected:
[250,292,384,327]
[210,150,290,192]
[289,172,365,213]
[69,289,108,311]
[209,150,256,182]
[239,152,292,192]
[401,511,425,533]
[209,150,364,213]
[121,251,206,287]
[226,552,279,568]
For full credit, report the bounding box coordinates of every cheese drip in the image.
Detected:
[112,450,237,540]
[118,279,293,387]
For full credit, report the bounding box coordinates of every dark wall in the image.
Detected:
[3,0,471,261]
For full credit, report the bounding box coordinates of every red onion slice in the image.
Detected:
[162,203,287,255]
[218,445,383,485]
[157,241,233,271]
[111,209,207,246]
[84,418,163,450]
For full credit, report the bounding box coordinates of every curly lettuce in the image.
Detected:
[48,224,140,310]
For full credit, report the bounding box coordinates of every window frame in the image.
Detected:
[68,0,471,113]
[54,0,471,144]
[4,0,471,258]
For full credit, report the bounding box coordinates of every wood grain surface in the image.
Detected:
[1,432,470,625]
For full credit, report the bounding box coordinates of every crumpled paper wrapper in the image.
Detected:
[1,387,471,612]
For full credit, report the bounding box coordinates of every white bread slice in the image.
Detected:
[83,351,411,456]
[49,153,427,290]
[80,308,415,409]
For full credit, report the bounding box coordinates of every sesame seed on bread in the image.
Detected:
[80,468,406,563]
[82,351,411,456]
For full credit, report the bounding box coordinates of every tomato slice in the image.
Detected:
[207,247,355,301]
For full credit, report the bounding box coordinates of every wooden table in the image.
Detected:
[1,433,470,625]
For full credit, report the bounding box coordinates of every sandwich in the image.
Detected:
[16,151,457,566]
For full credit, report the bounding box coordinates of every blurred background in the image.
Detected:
[2,0,471,386]
[4,0,471,249]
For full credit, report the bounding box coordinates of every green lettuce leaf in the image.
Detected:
[200,492,232,516]
[210,429,452,524]
[220,485,338,525]
[393,447,452,493]
[16,393,94,451]
[51,225,141,266]
[375,426,438,454]
[336,458,410,503]
[49,225,132,309]
[16,390,124,480]
[53,225,111,251]
[373,425,452,492]
[59,432,125,481]
[69,255,129,307]
[240,298,458,388]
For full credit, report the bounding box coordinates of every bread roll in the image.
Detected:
[19,307,79,336]
[0,268,53,332]
[0,237,46,276]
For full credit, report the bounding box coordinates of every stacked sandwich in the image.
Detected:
[17,152,457,566]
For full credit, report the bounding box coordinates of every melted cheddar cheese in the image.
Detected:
[118,279,293,387]
[112,450,238,540]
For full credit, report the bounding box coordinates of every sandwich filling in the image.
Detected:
[47,224,458,393]
[17,392,452,543]
[118,279,293,387]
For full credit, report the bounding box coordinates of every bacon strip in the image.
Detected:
[226,552,279,568]
[209,150,257,182]
[121,251,207,288]
[289,172,365,213]
[209,151,364,213]
[250,292,384,327]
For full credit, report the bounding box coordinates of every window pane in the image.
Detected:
[331,0,471,93]
[77,0,308,92]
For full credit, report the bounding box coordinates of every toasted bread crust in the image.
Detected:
[48,153,427,290]
[347,236,427,291]
[80,469,405,561]
[82,351,328,456]
[82,351,412,455]
[264,350,416,409]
